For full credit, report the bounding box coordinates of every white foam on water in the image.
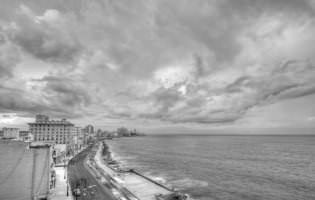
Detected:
[107,144,139,169]
[169,178,209,189]
[152,176,167,183]
[144,172,168,184]
[106,142,199,199]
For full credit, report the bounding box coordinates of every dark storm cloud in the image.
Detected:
[115,59,315,124]
[1,0,315,127]
[6,6,81,63]
[151,87,183,113]
[0,86,65,117]
[34,76,92,108]
[0,31,20,78]
[0,64,13,78]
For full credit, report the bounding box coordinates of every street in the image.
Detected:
[68,147,116,200]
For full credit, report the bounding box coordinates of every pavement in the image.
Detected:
[50,167,72,200]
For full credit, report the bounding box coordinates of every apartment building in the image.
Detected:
[28,115,74,144]
[2,127,20,139]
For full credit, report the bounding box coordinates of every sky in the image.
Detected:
[0,0,315,134]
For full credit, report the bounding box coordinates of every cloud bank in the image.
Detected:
[1,0,315,130]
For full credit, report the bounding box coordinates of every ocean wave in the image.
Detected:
[106,142,203,199]
[143,172,167,184]
[107,147,139,169]
[170,178,209,189]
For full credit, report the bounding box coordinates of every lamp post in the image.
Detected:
[64,155,66,179]
[66,181,69,196]
[64,155,69,196]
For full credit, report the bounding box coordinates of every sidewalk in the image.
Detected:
[50,147,88,200]
[50,167,72,200]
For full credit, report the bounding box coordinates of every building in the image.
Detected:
[28,115,74,144]
[73,127,84,151]
[19,131,32,142]
[82,124,95,144]
[83,124,94,136]
[2,127,20,139]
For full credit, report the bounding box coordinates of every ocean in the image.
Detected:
[0,141,49,200]
[106,135,315,200]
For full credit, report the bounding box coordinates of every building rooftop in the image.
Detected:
[2,127,20,130]
[28,115,74,126]
[28,121,74,125]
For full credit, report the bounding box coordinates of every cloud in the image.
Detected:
[39,76,92,107]
[0,85,52,115]
[308,116,315,121]
[24,75,93,118]
[0,74,91,119]
[105,58,315,124]
[6,5,81,63]
[0,31,20,79]
[1,0,315,128]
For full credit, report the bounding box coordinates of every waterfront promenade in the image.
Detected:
[93,142,174,200]
[49,145,115,200]
[50,142,186,200]
[67,146,116,200]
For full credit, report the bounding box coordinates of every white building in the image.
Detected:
[83,125,94,136]
[19,131,32,142]
[73,127,84,151]
[28,115,74,144]
[2,127,20,139]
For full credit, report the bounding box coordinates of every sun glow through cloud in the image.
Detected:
[0,0,315,133]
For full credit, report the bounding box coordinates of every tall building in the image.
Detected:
[2,127,20,139]
[28,115,74,144]
[71,127,84,152]
[74,127,84,144]
[83,124,94,136]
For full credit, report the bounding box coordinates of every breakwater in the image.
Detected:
[92,141,189,200]
[102,142,174,192]
[128,169,173,192]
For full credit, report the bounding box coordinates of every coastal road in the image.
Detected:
[68,147,116,200]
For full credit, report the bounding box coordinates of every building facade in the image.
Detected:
[72,127,84,151]
[28,115,74,144]
[83,125,94,136]
[2,127,20,139]
[19,131,32,142]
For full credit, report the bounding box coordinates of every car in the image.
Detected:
[73,188,81,196]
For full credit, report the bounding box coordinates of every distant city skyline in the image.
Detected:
[1,0,315,134]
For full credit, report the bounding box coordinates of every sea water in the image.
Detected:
[106,135,315,200]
